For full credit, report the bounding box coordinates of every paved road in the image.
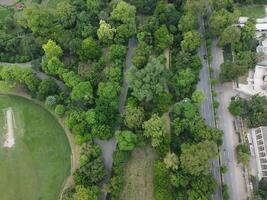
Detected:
[211,39,248,200]
[197,17,222,200]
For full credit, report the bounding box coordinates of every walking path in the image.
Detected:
[0,61,67,91]
[95,38,136,200]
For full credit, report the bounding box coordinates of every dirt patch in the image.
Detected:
[120,147,157,200]
[0,0,15,6]
[3,108,15,148]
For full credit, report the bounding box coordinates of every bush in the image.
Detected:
[153,161,174,200]
[45,96,57,108]
[55,104,65,117]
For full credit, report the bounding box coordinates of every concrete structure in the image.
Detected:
[251,127,267,179]
[237,38,267,96]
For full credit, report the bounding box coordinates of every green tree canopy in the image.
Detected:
[126,57,166,102]
[71,81,93,102]
[143,114,167,147]
[78,37,101,61]
[154,25,173,51]
[115,130,137,151]
[181,31,201,54]
[180,140,217,176]
[42,39,63,60]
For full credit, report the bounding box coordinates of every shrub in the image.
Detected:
[55,104,65,117]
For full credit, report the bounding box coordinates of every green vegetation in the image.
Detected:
[236,144,250,165]
[0,95,71,200]
[229,95,267,128]
[237,5,265,19]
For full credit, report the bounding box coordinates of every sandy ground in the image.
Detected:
[0,0,15,6]
[3,108,15,148]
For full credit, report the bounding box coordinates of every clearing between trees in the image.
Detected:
[120,147,157,200]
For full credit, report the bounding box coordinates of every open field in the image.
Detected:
[120,147,157,200]
[0,95,71,200]
[237,5,265,18]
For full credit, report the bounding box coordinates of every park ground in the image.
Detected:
[0,94,71,200]
[237,4,265,19]
[120,147,157,200]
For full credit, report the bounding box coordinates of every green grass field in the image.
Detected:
[237,5,265,18]
[0,95,71,200]
[0,6,13,20]
[120,148,157,200]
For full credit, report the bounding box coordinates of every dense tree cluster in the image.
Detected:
[229,95,267,128]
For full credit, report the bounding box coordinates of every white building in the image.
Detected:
[251,127,267,180]
[237,38,267,96]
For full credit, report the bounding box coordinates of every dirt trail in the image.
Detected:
[0,0,15,6]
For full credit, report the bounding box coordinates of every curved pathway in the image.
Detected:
[0,61,67,91]
[95,38,136,199]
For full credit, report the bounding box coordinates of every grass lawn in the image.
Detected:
[237,5,265,18]
[0,6,13,20]
[0,95,71,200]
[120,147,157,200]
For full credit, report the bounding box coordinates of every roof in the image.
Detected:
[256,23,267,31]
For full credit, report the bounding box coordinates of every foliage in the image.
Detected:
[210,9,237,37]
[37,79,58,100]
[143,114,167,148]
[181,31,201,54]
[78,37,101,61]
[218,26,241,48]
[180,141,217,176]
[123,105,145,129]
[219,61,248,82]
[228,97,245,116]
[127,57,166,102]
[97,20,115,45]
[153,161,174,200]
[258,178,267,199]
[236,144,250,165]
[154,25,173,51]
[42,39,63,60]
[164,153,179,171]
[45,95,57,107]
[115,130,137,151]
[71,82,93,103]
[55,104,65,117]
[74,185,100,200]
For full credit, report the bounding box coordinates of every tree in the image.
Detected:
[219,61,248,82]
[218,26,240,48]
[258,178,267,199]
[181,31,201,54]
[45,96,57,107]
[123,105,144,129]
[164,153,179,171]
[185,0,206,15]
[56,2,76,28]
[71,82,93,103]
[38,79,58,100]
[180,141,217,175]
[108,44,127,61]
[55,104,65,117]
[191,90,205,104]
[78,37,101,61]
[143,114,167,147]
[154,25,173,51]
[97,20,115,44]
[153,161,173,200]
[172,68,196,98]
[240,20,256,50]
[75,185,100,200]
[62,71,80,88]
[44,57,64,75]
[178,13,198,32]
[115,130,137,151]
[42,40,63,60]
[236,144,250,165]
[111,1,136,25]
[228,97,245,116]
[20,6,56,37]
[210,9,236,37]
[126,57,166,102]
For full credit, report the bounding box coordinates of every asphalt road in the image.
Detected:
[197,17,222,200]
[211,39,248,200]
